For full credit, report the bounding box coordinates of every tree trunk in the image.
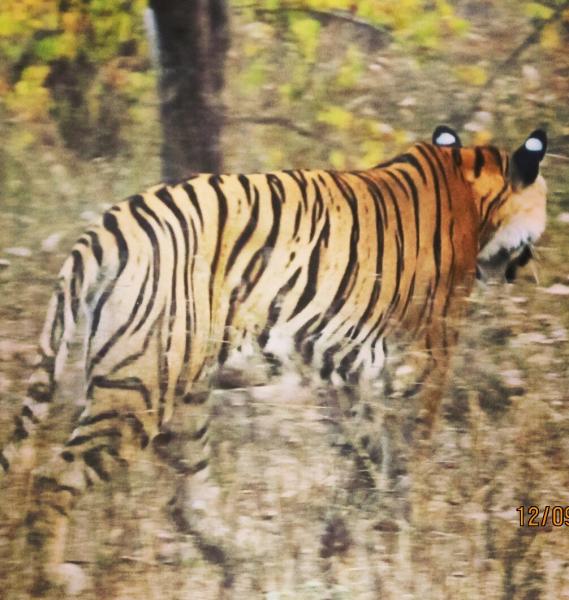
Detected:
[148,0,228,181]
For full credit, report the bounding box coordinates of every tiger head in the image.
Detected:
[433,125,548,282]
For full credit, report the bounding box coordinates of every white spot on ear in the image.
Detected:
[525,137,543,152]
[435,132,457,146]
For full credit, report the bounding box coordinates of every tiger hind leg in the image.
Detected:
[152,388,237,589]
[25,379,153,596]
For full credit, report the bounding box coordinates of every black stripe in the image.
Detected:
[88,265,150,374]
[225,187,260,275]
[90,211,129,340]
[189,219,199,339]
[487,146,503,174]
[290,213,330,319]
[384,171,418,261]
[125,413,150,449]
[285,170,309,211]
[481,181,508,231]
[421,145,460,322]
[183,390,209,405]
[88,375,152,409]
[153,186,193,398]
[188,458,209,475]
[218,286,240,365]
[452,148,462,168]
[83,447,111,481]
[182,182,204,228]
[350,178,384,340]
[394,152,428,185]
[322,173,360,320]
[292,203,302,239]
[294,312,320,360]
[258,267,302,348]
[474,148,485,178]
[355,173,388,226]
[27,381,53,403]
[442,219,457,318]
[337,345,360,381]
[398,271,416,322]
[395,169,421,258]
[21,405,40,424]
[106,279,162,378]
[416,146,443,291]
[165,220,179,331]
[70,250,84,322]
[309,179,324,241]
[50,290,65,352]
[32,476,80,496]
[86,230,103,265]
[79,409,120,427]
[0,452,10,472]
[65,428,121,448]
[13,416,29,440]
[191,422,209,441]
[162,220,179,416]
[320,342,341,380]
[208,176,228,309]
[238,174,253,205]
[238,175,283,302]
[381,179,405,274]
[129,195,163,336]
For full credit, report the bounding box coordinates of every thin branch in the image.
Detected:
[233,4,391,46]
[229,115,315,138]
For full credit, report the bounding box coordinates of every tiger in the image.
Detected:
[0,125,548,594]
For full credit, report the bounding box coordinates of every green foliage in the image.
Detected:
[0,0,151,156]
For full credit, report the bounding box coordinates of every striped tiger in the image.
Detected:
[0,125,548,593]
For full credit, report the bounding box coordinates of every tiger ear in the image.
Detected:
[511,129,547,187]
[432,125,462,148]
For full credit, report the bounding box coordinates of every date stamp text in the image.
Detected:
[517,505,569,527]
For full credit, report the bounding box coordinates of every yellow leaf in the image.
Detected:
[473,130,493,145]
[540,23,561,50]
[290,16,320,63]
[329,150,346,170]
[360,140,384,166]
[317,106,353,130]
[454,65,488,87]
[62,12,85,34]
[524,2,554,20]
[12,129,35,152]
[20,65,50,84]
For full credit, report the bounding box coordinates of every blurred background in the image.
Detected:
[1,1,569,598]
